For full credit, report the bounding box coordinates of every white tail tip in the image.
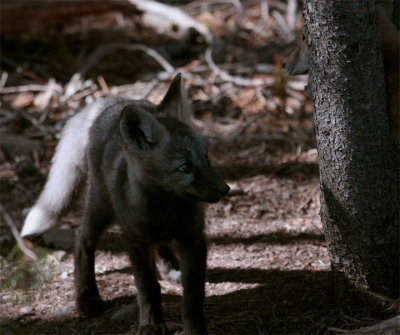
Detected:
[21,206,57,237]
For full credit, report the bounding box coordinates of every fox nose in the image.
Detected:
[220,184,230,196]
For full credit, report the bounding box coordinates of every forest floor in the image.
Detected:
[0,1,397,334]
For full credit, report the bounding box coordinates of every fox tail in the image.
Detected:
[21,98,122,237]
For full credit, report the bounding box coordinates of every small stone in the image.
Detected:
[54,304,74,315]
[20,306,33,314]
[111,303,138,320]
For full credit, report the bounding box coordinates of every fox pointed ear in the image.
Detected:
[158,73,190,123]
[120,105,167,152]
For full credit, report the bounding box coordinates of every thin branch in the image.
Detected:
[2,101,52,137]
[254,0,270,34]
[78,43,175,78]
[0,204,38,261]
[229,0,244,36]
[0,72,8,90]
[205,47,273,86]
[0,83,62,94]
[272,9,294,42]
[228,111,267,140]
[286,0,297,34]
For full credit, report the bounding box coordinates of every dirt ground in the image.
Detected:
[0,2,396,334]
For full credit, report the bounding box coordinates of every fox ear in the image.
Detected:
[158,73,190,123]
[120,105,167,151]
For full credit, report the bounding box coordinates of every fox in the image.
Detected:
[284,1,400,148]
[21,73,230,335]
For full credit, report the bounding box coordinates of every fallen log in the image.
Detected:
[0,0,136,35]
[1,0,213,44]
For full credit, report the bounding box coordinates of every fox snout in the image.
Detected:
[219,183,230,196]
[197,169,230,203]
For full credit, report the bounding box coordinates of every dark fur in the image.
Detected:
[74,74,229,335]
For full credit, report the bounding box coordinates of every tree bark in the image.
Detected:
[304,0,399,311]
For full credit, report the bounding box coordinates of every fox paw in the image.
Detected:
[76,295,104,318]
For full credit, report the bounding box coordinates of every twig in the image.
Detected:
[205,47,273,86]
[229,0,243,36]
[0,72,8,90]
[286,0,297,34]
[2,101,52,137]
[142,80,159,100]
[344,316,400,335]
[0,204,38,261]
[16,66,47,84]
[254,0,270,34]
[327,327,349,333]
[297,185,319,212]
[339,308,361,324]
[78,43,175,78]
[68,88,99,103]
[272,9,294,42]
[109,80,158,100]
[356,287,399,305]
[229,111,267,140]
[97,75,109,94]
[37,78,57,115]
[62,74,97,102]
[0,83,62,94]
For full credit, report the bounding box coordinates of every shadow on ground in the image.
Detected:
[1,269,335,335]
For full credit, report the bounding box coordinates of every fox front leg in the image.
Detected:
[126,243,167,335]
[178,234,207,335]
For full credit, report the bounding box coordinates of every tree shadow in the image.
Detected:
[209,231,326,246]
[3,268,337,335]
[205,268,335,335]
[215,161,319,181]
[34,229,326,254]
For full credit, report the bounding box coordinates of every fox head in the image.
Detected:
[119,73,230,203]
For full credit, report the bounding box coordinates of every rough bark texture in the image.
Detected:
[304,0,399,308]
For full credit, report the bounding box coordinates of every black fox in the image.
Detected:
[21,74,230,335]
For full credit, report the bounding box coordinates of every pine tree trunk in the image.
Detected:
[304,0,399,311]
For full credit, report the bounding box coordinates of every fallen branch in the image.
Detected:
[0,204,38,261]
[0,83,62,94]
[330,315,400,335]
[128,0,213,44]
[79,43,175,78]
[0,0,137,35]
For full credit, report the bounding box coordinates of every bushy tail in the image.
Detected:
[21,97,123,237]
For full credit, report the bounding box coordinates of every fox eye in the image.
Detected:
[177,162,192,173]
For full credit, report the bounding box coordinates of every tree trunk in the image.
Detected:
[304,0,399,311]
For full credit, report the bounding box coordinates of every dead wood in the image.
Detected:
[128,0,213,43]
[0,134,42,158]
[1,0,213,44]
[0,204,37,261]
[330,315,400,335]
[0,0,137,35]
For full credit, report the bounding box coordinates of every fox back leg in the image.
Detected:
[74,178,113,317]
